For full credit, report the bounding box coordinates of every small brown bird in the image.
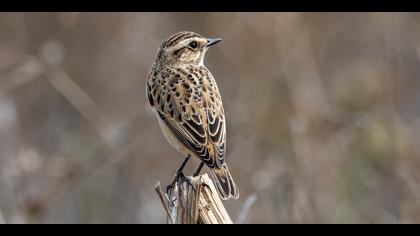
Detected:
[146,31,239,200]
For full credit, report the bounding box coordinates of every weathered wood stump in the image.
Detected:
[155,173,233,224]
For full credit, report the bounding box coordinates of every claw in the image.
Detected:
[166,172,196,194]
[201,182,211,190]
[166,173,180,193]
[178,173,195,192]
[166,184,174,194]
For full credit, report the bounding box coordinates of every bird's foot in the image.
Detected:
[166,172,195,193]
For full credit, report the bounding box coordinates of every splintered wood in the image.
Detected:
[155,173,233,224]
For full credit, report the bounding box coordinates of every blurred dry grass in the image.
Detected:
[1,12,420,223]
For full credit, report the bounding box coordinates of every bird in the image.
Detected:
[146,31,239,200]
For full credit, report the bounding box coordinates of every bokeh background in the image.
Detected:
[1,12,420,224]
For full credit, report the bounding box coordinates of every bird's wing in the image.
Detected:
[146,67,226,168]
[202,69,226,167]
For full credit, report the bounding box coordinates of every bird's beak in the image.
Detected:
[206,38,222,48]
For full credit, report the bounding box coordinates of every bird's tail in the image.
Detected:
[209,163,239,200]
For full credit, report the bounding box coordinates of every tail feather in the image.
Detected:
[209,163,239,200]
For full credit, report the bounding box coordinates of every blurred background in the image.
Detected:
[1,12,420,224]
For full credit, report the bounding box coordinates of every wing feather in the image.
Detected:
[148,66,226,168]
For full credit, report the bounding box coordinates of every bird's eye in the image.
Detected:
[188,41,198,49]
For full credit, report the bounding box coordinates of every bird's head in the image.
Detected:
[155,31,221,67]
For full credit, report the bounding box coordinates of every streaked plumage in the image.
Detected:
[146,31,239,200]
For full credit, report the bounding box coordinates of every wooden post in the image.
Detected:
[155,173,233,224]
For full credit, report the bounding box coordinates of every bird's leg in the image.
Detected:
[193,162,212,191]
[176,155,191,175]
[167,155,195,192]
[193,162,205,177]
